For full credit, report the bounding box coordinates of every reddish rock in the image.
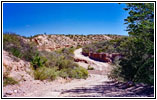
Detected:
[83,52,120,63]
[103,57,112,62]
[94,53,99,60]
[82,52,88,56]
[74,58,88,63]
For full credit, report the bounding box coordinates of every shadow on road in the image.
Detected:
[61,81,154,97]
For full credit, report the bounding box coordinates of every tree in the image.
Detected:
[116,3,154,84]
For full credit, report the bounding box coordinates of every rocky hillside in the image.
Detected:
[29,34,111,51]
[66,35,111,46]
[30,35,77,51]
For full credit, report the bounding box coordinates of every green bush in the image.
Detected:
[76,66,88,79]
[58,69,69,78]
[59,66,88,79]
[33,49,88,81]
[82,37,128,54]
[9,47,23,58]
[34,64,88,80]
[3,76,18,86]
[57,59,78,70]
[34,67,59,81]
[39,49,79,69]
[31,53,47,70]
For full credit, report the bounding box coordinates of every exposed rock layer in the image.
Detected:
[82,52,122,63]
[30,35,111,51]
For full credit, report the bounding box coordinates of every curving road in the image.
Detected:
[74,48,111,71]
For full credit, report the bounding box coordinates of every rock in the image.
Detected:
[8,73,22,81]
[3,94,7,97]
[74,58,88,63]
[13,90,18,93]
[6,90,13,95]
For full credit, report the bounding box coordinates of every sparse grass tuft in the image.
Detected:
[3,76,18,86]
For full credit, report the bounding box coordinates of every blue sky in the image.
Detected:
[3,3,129,37]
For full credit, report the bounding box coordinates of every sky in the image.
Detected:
[3,3,129,37]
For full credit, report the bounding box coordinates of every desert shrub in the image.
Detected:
[76,66,89,79]
[55,46,75,60]
[58,69,69,78]
[33,60,88,80]
[3,33,37,61]
[61,46,76,57]
[33,49,88,80]
[82,37,128,54]
[82,43,98,53]
[110,37,154,84]
[108,57,124,81]
[57,59,79,70]
[9,47,23,58]
[31,53,47,70]
[67,46,76,54]
[3,76,18,86]
[34,67,59,81]
[59,66,88,79]
[3,33,21,48]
